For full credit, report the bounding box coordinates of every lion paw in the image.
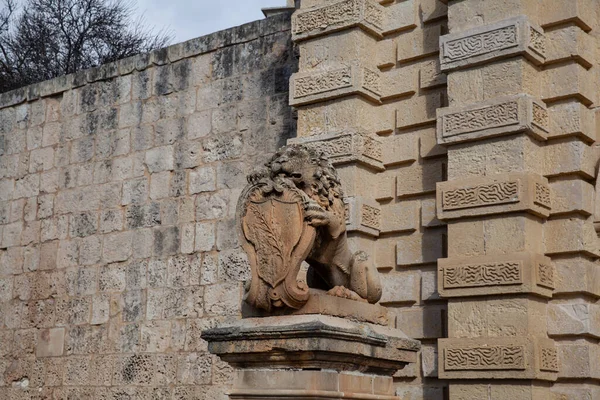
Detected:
[326,286,368,303]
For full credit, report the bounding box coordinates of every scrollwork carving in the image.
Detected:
[442,102,520,138]
[445,346,526,370]
[443,262,523,289]
[442,182,519,211]
[443,26,518,62]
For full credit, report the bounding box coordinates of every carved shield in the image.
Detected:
[242,198,304,287]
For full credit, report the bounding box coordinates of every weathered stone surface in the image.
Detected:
[202,314,418,374]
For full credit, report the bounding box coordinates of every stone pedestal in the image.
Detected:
[202,314,419,399]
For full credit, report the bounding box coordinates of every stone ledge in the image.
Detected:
[242,289,390,326]
[230,370,398,399]
[440,16,546,72]
[202,314,419,375]
[0,13,292,110]
[436,94,549,146]
[436,173,552,220]
[438,252,555,299]
[438,337,558,381]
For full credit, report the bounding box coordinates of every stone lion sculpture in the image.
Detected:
[237,144,382,312]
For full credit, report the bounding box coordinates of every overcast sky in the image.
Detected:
[136,0,289,44]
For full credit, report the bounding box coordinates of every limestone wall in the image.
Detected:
[0,13,296,398]
[2,1,600,399]
[290,0,449,397]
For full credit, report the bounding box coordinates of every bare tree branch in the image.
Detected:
[0,0,173,92]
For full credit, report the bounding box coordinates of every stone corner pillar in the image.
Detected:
[437,0,600,399]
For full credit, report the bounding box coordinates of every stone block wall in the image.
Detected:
[289,0,449,397]
[0,13,296,398]
[1,1,600,399]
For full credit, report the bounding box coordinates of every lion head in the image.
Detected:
[249,144,343,210]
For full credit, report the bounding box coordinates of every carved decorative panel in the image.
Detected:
[437,94,549,145]
[443,262,523,289]
[444,346,526,370]
[343,196,381,237]
[293,68,352,99]
[442,102,519,138]
[440,338,558,380]
[529,27,546,57]
[440,16,546,71]
[532,103,549,131]
[437,173,552,220]
[442,181,519,211]
[361,204,381,230]
[540,348,559,372]
[289,132,384,171]
[534,183,551,210]
[537,263,555,290]
[290,64,382,106]
[292,0,384,41]
[443,25,518,63]
[438,252,554,299]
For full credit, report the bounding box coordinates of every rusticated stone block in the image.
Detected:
[542,63,596,106]
[543,138,596,179]
[289,131,384,171]
[396,229,445,267]
[548,101,596,143]
[380,67,418,101]
[541,0,598,32]
[376,40,395,69]
[379,271,420,304]
[437,94,549,145]
[421,0,447,23]
[548,302,600,339]
[396,158,445,198]
[557,341,600,379]
[290,62,382,106]
[397,22,445,63]
[438,252,554,299]
[381,133,418,166]
[380,200,420,234]
[292,0,386,41]
[549,179,594,217]
[440,16,546,72]
[436,173,551,220]
[420,59,447,91]
[344,196,381,237]
[395,305,446,339]
[438,337,558,381]
[553,256,600,298]
[545,217,600,258]
[545,26,595,69]
[397,91,444,130]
